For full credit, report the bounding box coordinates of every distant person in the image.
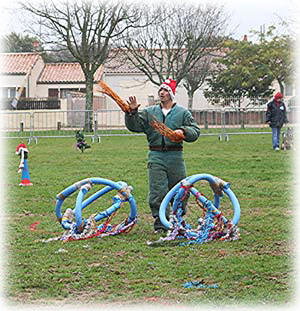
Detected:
[125,79,200,232]
[266,92,288,151]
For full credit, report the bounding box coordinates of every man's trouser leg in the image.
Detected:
[166,159,189,216]
[148,162,169,221]
[272,127,280,149]
[148,159,187,231]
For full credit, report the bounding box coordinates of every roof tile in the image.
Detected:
[0,52,41,75]
[38,63,104,83]
[0,51,142,83]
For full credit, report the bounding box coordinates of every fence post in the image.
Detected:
[204,111,208,129]
[93,111,100,143]
[221,108,225,138]
[29,112,36,144]
[94,112,98,132]
[240,108,245,129]
[260,110,265,123]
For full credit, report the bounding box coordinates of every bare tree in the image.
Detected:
[182,55,213,110]
[121,3,228,108]
[21,0,145,130]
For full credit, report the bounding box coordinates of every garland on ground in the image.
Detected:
[75,130,91,152]
[47,209,137,243]
[42,178,137,243]
[148,174,240,246]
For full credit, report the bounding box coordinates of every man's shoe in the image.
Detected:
[154,228,166,234]
[153,217,167,233]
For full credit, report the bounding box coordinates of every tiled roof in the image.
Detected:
[0,52,42,75]
[38,63,104,84]
[104,54,141,74]
[0,49,222,80]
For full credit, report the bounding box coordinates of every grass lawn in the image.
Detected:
[2,132,296,308]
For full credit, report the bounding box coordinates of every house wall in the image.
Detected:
[103,73,208,110]
[2,51,294,110]
[0,56,45,97]
[0,74,26,88]
[36,74,209,110]
[28,57,45,97]
[36,75,295,109]
[36,83,86,97]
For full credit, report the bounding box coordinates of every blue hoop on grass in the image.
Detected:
[159,173,240,230]
[151,173,240,245]
[55,177,137,232]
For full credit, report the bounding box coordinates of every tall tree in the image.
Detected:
[21,0,145,130]
[204,38,275,107]
[182,54,213,110]
[204,25,295,107]
[252,25,295,95]
[121,3,228,108]
[1,32,76,62]
[2,32,39,53]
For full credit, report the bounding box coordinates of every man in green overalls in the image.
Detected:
[125,79,200,232]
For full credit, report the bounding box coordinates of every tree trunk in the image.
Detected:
[187,90,194,111]
[85,74,94,132]
[238,98,245,129]
[278,80,285,95]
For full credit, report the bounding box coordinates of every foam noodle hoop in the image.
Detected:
[55,178,137,242]
[149,173,240,246]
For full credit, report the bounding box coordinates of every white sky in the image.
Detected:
[212,0,298,39]
[0,0,298,39]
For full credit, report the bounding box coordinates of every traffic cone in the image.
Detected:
[19,158,32,186]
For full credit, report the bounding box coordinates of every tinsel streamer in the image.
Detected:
[150,118,185,143]
[98,80,130,113]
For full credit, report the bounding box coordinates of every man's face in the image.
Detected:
[159,88,171,102]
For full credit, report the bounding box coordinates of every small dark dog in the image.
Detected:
[281,127,294,150]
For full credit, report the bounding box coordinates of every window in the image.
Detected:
[60,88,86,98]
[0,87,18,98]
[285,84,294,97]
[48,89,59,98]
[8,88,16,98]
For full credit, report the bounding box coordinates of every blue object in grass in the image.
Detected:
[183,281,218,289]
[55,178,137,231]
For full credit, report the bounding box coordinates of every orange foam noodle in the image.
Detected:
[98,80,130,113]
[150,119,185,143]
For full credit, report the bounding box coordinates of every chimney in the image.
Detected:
[33,40,40,50]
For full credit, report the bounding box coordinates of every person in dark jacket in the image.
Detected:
[125,79,200,232]
[266,92,288,151]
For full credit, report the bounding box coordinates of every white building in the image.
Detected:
[0,52,295,111]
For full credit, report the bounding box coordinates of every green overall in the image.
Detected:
[125,103,200,230]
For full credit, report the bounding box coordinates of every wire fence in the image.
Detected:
[0,106,298,143]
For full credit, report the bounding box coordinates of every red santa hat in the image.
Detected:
[274,92,283,100]
[16,143,28,155]
[159,78,176,101]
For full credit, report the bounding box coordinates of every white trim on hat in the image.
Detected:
[16,147,29,155]
[159,84,175,100]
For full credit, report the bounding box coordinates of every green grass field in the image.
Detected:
[3,132,295,308]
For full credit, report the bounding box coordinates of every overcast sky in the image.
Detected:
[212,0,298,39]
[0,0,298,40]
